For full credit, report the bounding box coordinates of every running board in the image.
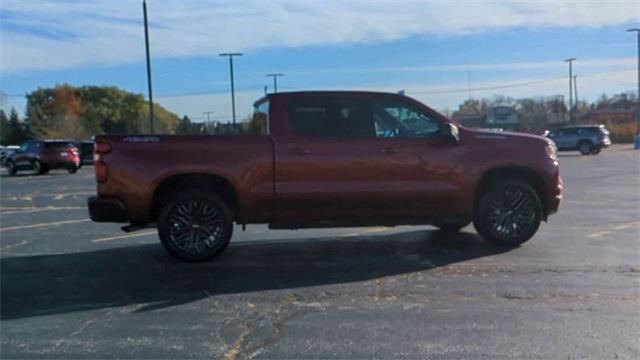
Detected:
[121,224,156,233]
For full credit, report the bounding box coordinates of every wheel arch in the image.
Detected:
[151,173,242,223]
[475,166,550,220]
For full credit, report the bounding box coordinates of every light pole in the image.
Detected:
[266,73,283,93]
[564,58,576,124]
[219,53,242,129]
[627,28,640,142]
[143,0,154,133]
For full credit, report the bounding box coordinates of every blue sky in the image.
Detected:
[1,0,638,122]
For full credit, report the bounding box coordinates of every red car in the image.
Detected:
[6,140,81,175]
[89,91,562,261]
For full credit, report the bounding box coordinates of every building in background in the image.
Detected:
[454,106,520,131]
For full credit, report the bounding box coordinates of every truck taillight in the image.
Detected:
[94,141,111,183]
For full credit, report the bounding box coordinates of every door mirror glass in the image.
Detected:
[440,123,459,144]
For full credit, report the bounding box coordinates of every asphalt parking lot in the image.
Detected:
[1,144,639,359]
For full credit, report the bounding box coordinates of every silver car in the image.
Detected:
[545,125,611,155]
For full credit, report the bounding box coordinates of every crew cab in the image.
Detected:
[89,91,562,261]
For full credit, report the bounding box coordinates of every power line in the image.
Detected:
[409,76,565,95]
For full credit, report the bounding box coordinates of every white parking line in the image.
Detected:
[0,219,90,232]
[0,206,85,215]
[92,231,157,243]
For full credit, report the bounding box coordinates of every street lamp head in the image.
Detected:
[266,73,284,77]
[219,53,243,57]
[564,58,577,62]
[627,28,640,32]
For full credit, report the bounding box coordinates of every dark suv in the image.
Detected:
[5,140,81,175]
[545,125,611,155]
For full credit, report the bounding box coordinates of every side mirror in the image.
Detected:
[440,123,459,144]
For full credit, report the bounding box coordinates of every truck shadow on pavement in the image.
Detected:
[1,230,516,320]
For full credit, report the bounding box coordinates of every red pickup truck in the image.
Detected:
[89,91,562,261]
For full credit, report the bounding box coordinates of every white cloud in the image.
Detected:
[1,0,638,73]
[283,57,637,76]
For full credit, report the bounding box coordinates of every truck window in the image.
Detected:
[335,99,374,138]
[372,101,440,138]
[289,99,338,137]
[290,98,375,138]
[249,100,269,135]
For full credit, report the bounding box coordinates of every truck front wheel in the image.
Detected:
[158,190,233,261]
[473,179,542,246]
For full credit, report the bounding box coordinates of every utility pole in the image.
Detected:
[467,69,471,100]
[219,53,242,130]
[266,73,283,93]
[627,28,640,141]
[573,74,578,117]
[564,58,576,124]
[202,111,214,134]
[143,0,155,133]
[203,111,215,122]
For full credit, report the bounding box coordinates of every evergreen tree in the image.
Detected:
[8,107,29,144]
[0,109,9,145]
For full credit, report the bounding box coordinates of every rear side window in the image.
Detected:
[335,99,373,138]
[289,98,375,138]
[289,100,335,137]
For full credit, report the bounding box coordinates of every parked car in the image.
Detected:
[0,145,20,166]
[5,140,81,175]
[545,124,610,155]
[74,140,95,165]
[89,91,563,261]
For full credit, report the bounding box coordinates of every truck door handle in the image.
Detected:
[379,147,396,155]
[292,147,309,155]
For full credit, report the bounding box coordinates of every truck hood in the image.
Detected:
[462,127,552,146]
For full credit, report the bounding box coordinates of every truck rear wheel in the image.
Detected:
[473,179,542,246]
[157,190,233,261]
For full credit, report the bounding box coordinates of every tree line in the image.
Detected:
[0,84,267,146]
[1,84,636,146]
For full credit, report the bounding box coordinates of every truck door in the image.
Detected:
[274,95,458,224]
[365,98,461,220]
[274,96,377,223]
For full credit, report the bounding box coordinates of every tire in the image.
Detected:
[590,146,601,155]
[67,166,78,174]
[473,178,542,246]
[6,160,17,175]
[32,159,44,175]
[578,141,592,155]
[157,190,233,261]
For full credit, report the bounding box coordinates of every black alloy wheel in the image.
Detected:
[158,191,233,261]
[474,179,542,246]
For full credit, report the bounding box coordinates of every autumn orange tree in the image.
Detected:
[25,84,180,139]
